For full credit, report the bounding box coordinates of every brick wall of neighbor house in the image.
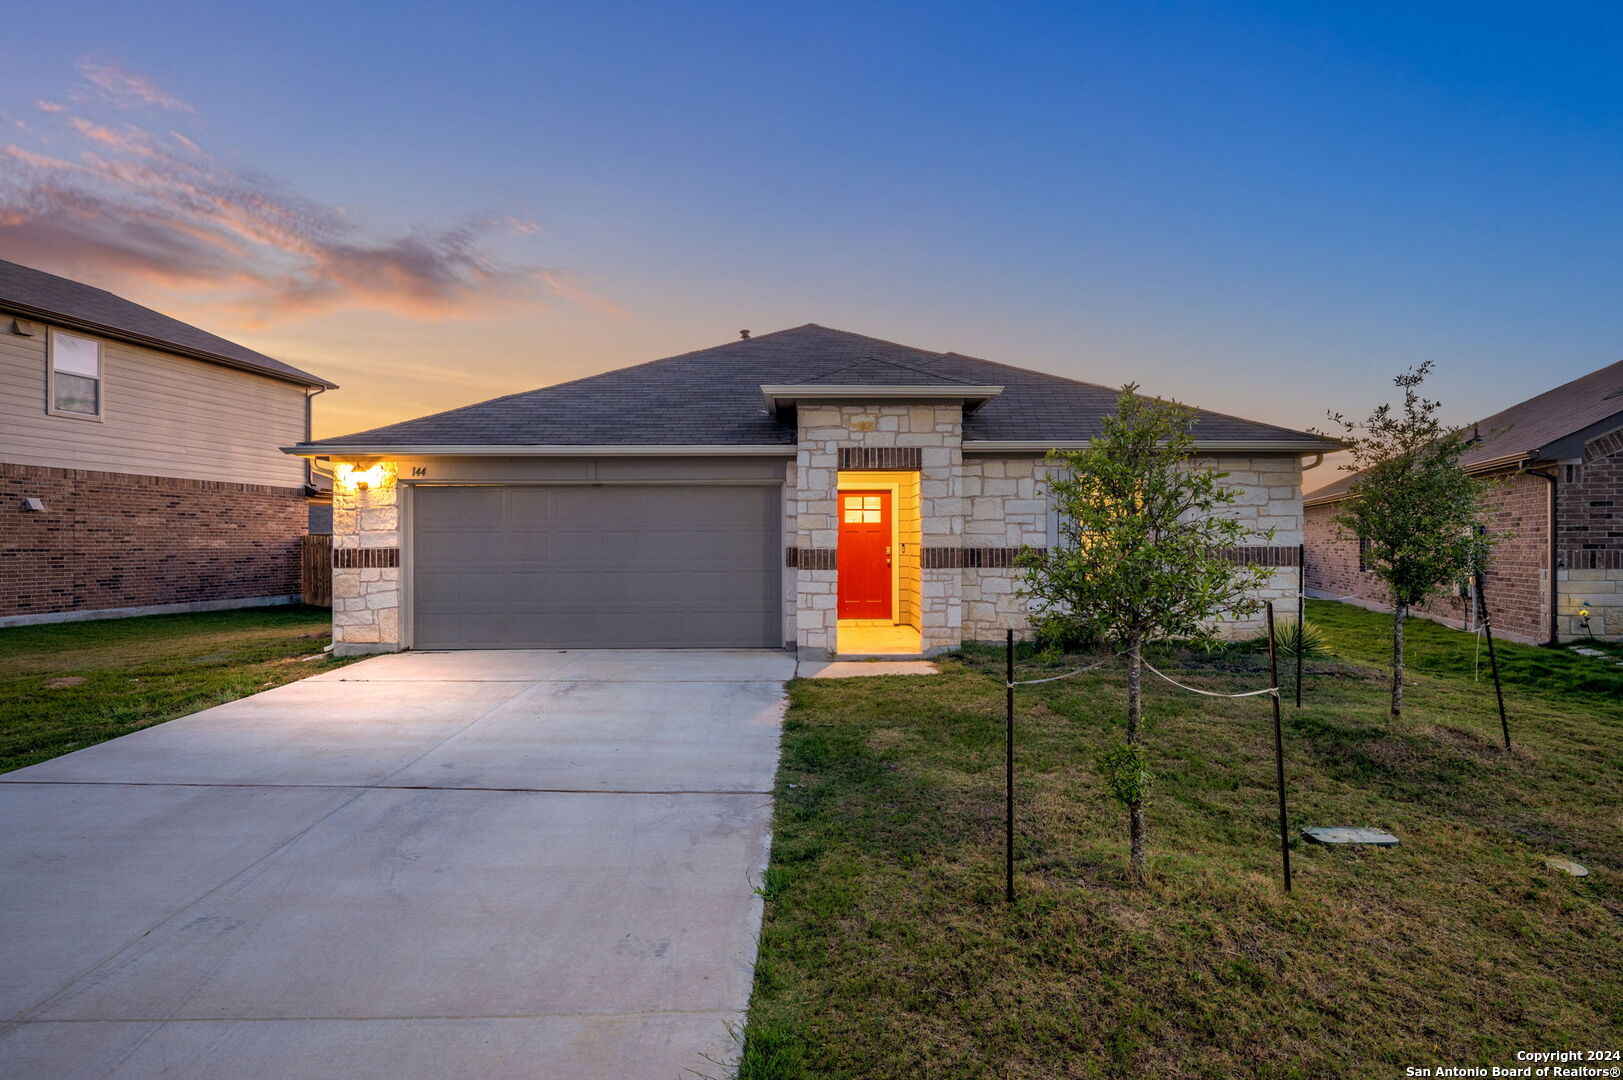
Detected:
[792,403,963,656]
[329,465,401,654]
[1557,429,1623,640]
[0,462,303,620]
[958,454,1305,640]
[1303,469,1551,644]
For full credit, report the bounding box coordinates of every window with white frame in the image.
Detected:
[49,330,103,418]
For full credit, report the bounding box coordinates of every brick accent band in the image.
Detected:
[1561,548,1623,570]
[1218,545,1301,567]
[924,547,1041,569]
[838,446,922,471]
[334,547,400,569]
[921,544,1300,569]
[793,544,1301,570]
[785,547,836,570]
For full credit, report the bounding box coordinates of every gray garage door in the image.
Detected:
[411,484,782,649]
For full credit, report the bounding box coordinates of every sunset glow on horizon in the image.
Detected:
[4,2,1621,443]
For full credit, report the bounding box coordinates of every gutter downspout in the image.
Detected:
[1522,465,1559,646]
[303,386,327,491]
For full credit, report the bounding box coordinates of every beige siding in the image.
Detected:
[0,324,308,487]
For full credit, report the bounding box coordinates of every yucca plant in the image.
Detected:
[1272,617,1329,659]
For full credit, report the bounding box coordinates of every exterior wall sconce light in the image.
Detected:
[335,462,392,493]
[20,497,45,511]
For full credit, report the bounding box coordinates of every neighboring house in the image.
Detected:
[307,470,334,534]
[1304,359,1623,645]
[0,259,336,627]
[288,324,1337,657]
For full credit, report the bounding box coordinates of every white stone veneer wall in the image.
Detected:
[1201,454,1303,635]
[1558,567,1623,641]
[330,465,402,656]
[782,459,798,647]
[324,447,1305,656]
[792,403,963,656]
[960,454,1306,640]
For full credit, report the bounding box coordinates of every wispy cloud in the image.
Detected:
[0,62,624,324]
[75,59,196,113]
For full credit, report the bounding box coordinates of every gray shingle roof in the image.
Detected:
[1306,358,1623,504]
[0,258,334,388]
[303,324,1333,450]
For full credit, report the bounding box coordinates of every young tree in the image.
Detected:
[1020,386,1274,884]
[1322,363,1492,718]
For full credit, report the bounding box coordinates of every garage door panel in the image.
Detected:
[415,572,513,605]
[415,487,506,524]
[411,484,782,649]
[414,533,507,565]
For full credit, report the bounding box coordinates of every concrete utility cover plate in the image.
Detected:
[1302,826,1401,847]
[1544,857,1589,877]
[799,661,940,679]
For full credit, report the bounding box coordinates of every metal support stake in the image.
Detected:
[1266,603,1293,892]
[1005,628,1015,904]
[1475,571,1511,750]
[1295,544,1305,708]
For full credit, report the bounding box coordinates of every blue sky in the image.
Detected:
[2,1,1620,445]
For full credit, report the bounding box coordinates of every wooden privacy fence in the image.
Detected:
[301,533,333,606]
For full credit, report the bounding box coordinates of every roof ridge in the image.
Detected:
[945,351,1328,442]
[320,325,984,443]
[800,352,980,386]
[941,350,1134,397]
[302,323,1340,450]
[0,257,332,388]
[793,323,959,357]
[1470,357,1623,431]
[0,258,125,302]
[316,329,812,442]
[1305,359,1623,502]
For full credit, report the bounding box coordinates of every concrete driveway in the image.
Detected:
[0,649,793,1080]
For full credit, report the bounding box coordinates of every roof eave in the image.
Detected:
[2,300,337,389]
[282,443,797,458]
[964,438,1345,454]
[1304,449,1542,506]
[760,383,1004,416]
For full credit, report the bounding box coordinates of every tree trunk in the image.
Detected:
[1391,603,1406,719]
[1125,632,1146,884]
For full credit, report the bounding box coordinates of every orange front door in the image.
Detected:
[837,490,892,620]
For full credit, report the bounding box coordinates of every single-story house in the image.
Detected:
[1304,358,1623,644]
[286,325,1340,657]
[0,259,336,626]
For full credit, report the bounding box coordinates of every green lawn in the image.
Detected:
[738,600,1622,1079]
[1305,599,1623,703]
[0,606,357,773]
